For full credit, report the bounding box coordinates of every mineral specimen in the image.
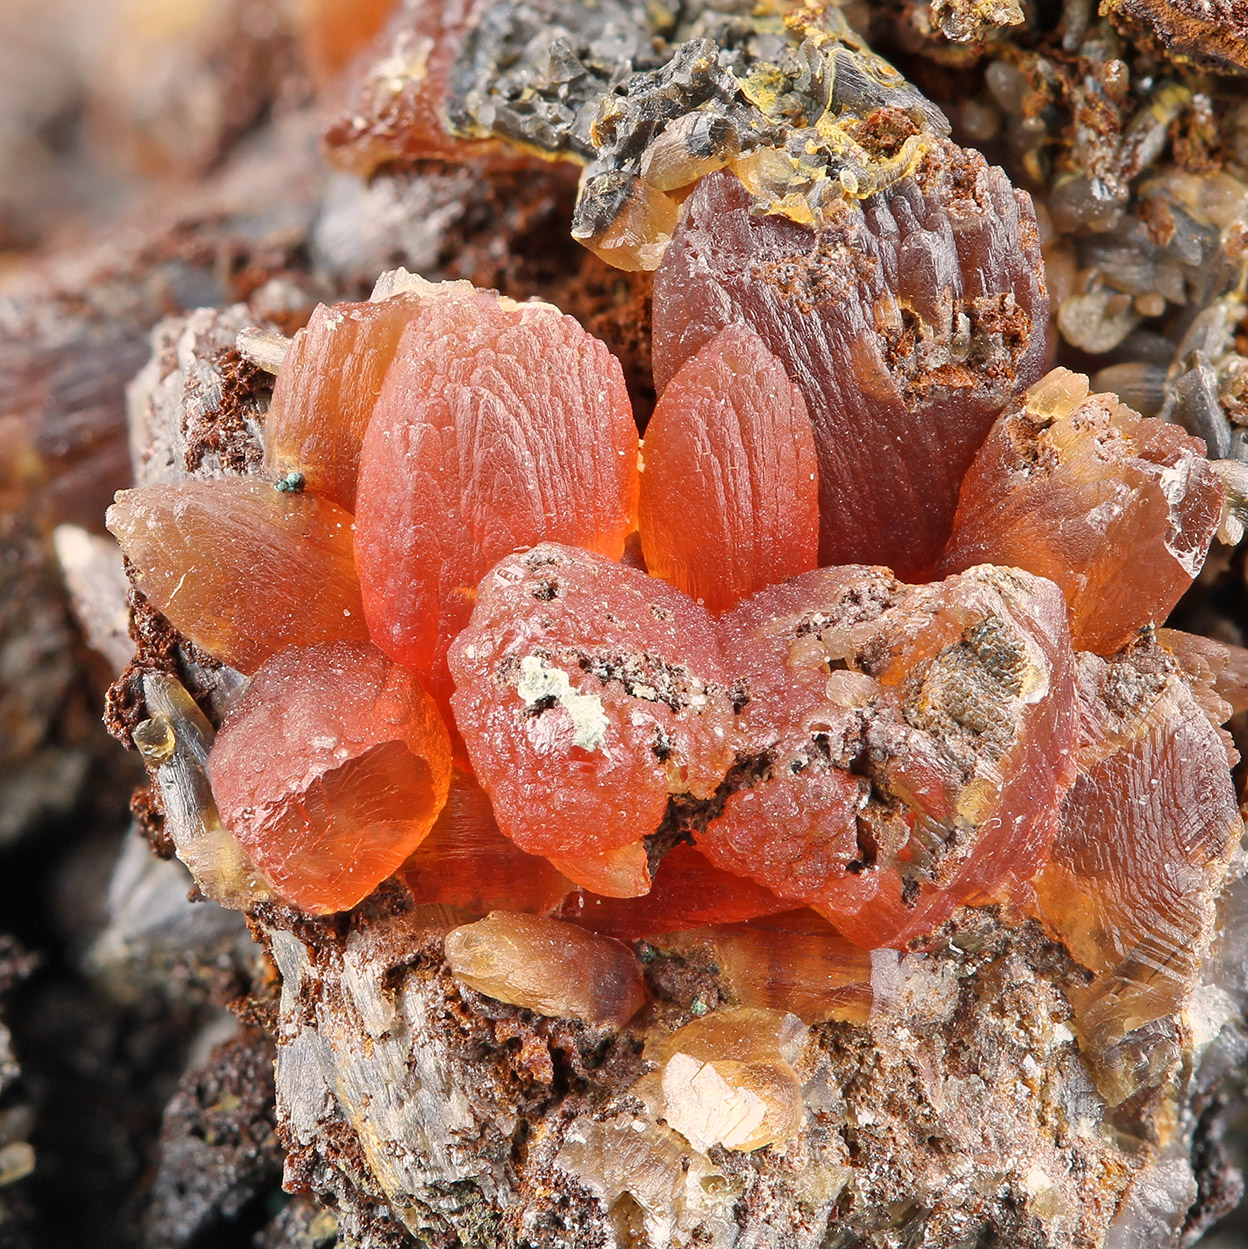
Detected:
[653,909,875,1026]
[638,323,818,614]
[323,0,499,173]
[106,477,368,674]
[28,0,1248,1242]
[938,368,1225,654]
[209,641,451,914]
[560,844,790,940]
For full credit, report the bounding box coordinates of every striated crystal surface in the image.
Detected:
[107,478,369,674]
[639,323,819,615]
[263,293,424,512]
[704,563,1079,948]
[447,543,737,895]
[652,156,1048,578]
[655,910,876,1026]
[1157,626,1248,724]
[444,911,646,1026]
[648,1007,806,1153]
[560,844,791,940]
[354,291,639,727]
[1029,643,1243,1103]
[399,770,572,915]
[209,641,452,914]
[937,368,1224,655]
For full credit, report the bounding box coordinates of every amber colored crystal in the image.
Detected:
[263,293,423,512]
[399,770,572,915]
[648,1007,805,1153]
[448,544,737,894]
[322,0,498,175]
[545,842,653,902]
[652,165,1048,577]
[937,369,1224,655]
[639,324,818,615]
[1029,644,1242,1102]
[444,911,646,1026]
[656,911,875,1026]
[705,563,1078,948]
[355,292,640,725]
[561,844,791,940]
[209,641,452,915]
[106,478,369,674]
[294,0,398,88]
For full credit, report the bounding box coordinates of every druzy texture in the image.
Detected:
[355,290,640,722]
[652,154,1048,578]
[639,323,819,614]
[448,543,737,896]
[704,563,1079,948]
[107,478,369,674]
[209,641,452,915]
[938,368,1225,654]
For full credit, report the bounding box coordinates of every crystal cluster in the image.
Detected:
[109,258,1238,1043]
[90,2,1248,1241]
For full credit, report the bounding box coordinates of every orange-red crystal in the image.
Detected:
[354,291,640,725]
[210,641,451,914]
[107,478,369,674]
[639,323,819,615]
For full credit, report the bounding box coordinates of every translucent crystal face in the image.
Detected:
[938,368,1225,654]
[208,641,452,914]
[353,288,640,735]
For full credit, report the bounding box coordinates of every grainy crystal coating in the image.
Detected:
[652,153,1048,577]
[210,641,452,915]
[705,563,1079,948]
[448,543,737,895]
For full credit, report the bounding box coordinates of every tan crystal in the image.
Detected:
[444,912,645,1027]
[649,1007,806,1153]
[657,912,874,1026]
